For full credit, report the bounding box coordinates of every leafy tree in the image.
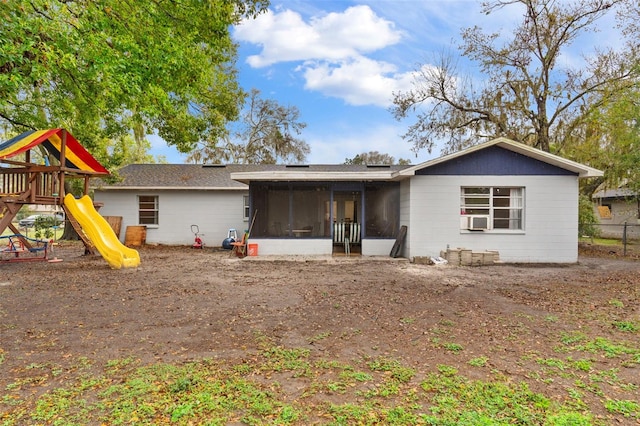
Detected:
[344,151,411,165]
[578,194,601,238]
[567,84,640,197]
[187,89,309,164]
[0,0,269,170]
[392,0,638,155]
[107,134,167,166]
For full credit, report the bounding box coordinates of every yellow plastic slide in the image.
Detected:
[63,194,140,269]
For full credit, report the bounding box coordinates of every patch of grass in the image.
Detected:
[580,237,621,246]
[582,337,637,358]
[559,331,587,346]
[1,340,635,425]
[574,379,605,397]
[443,342,464,353]
[431,337,464,353]
[604,399,640,418]
[261,345,311,376]
[308,331,332,343]
[420,365,592,425]
[468,356,489,367]
[326,380,347,394]
[612,321,638,332]
[589,368,621,385]
[559,333,639,361]
[536,357,568,371]
[366,356,415,383]
[608,299,624,308]
[569,357,593,372]
[339,370,373,383]
[328,402,372,424]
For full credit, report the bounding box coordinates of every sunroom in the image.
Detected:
[231,165,405,256]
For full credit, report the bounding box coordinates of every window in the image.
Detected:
[138,195,158,225]
[249,183,329,238]
[460,187,523,230]
[597,204,612,219]
[243,195,250,221]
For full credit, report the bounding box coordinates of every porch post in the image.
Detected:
[59,129,67,202]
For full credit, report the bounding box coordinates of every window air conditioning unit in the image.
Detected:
[467,215,490,230]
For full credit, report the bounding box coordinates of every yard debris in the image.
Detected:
[440,247,499,266]
[412,256,448,265]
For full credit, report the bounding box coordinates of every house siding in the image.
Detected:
[246,238,395,257]
[399,179,411,258]
[94,190,248,246]
[415,145,577,176]
[247,239,333,256]
[406,175,579,263]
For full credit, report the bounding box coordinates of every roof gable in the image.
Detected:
[399,137,603,178]
[415,145,576,176]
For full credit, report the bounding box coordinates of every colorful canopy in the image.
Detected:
[0,129,109,174]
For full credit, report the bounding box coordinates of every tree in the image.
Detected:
[344,151,411,165]
[392,0,638,155]
[187,89,309,164]
[569,83,640,196]
[0,0,269,171]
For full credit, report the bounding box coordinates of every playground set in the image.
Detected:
[0,129,140,268]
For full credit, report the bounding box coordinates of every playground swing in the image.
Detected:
[0,234,50,262]
[1,129,139,269]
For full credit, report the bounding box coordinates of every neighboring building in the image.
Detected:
[592,185,640,239]
[94,138,602,263]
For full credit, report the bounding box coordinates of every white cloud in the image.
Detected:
[234,5,403,67]
[234,5,415,107]
[300,56,415,107]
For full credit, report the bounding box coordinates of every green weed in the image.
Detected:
[308,331,332,343]
[560,331,587,345]
[608,299,624,308]
[612,321,638,332]
[339,370,373,382]
[366,357,415,383]
[443,342,464,353]
[604,399,639,417]
[468,356,489,367]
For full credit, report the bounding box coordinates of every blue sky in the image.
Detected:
[151,0,621,165]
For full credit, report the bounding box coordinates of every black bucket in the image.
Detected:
[222,237,235,250]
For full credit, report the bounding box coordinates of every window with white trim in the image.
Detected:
[243,195,250,221]
[138,195,159,225]
[460,187,523,230]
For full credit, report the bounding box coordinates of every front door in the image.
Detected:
[331,190,361,254]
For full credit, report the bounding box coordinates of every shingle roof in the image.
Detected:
[96,164,410,190]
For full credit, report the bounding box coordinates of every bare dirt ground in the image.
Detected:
[1,242,639,423]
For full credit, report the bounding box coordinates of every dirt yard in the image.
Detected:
[1,242,639,423]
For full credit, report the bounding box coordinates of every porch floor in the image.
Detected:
[332,244,361,256]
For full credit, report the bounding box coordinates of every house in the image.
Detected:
[94,137,602,262]
[94,164,257,247]
[591,184,640,239]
